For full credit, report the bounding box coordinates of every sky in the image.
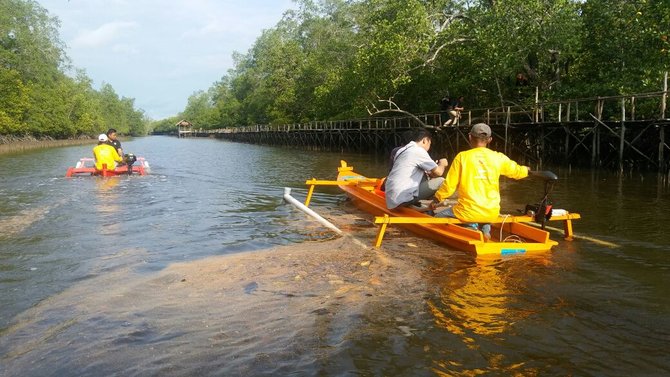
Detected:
[37,0,297,120]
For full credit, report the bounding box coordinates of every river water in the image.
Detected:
[1,136,669,376]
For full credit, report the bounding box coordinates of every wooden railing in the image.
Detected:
[192,85,667,136]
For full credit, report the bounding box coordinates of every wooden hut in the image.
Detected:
[176,120,193,138]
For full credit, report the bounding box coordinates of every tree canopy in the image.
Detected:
[167,0,669,131]
[0,0,148,138]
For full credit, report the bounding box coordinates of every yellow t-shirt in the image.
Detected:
[434,147,529,222]
[93,143,122,170]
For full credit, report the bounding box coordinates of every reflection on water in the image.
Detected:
[425,255,556,375]
[1,136,670,376]
[431,261,516,339]
[94,177,121,234]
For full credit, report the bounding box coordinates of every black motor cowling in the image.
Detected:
[525,202,553,224]
[123,153,137,166]
[123,153,137,174]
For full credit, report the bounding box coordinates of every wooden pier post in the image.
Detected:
[590,105,597,167]
[660,126,666,171]
[592,99,603,167]
[567,102,571,122]
[539,124,545,168]
[504,106,510,155]
[662,71,668,119]
[660,72,668,171]
[565,127,570,162]
[619,98,626,172]
[534,87,539,123]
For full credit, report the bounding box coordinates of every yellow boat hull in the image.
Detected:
[304,161,580,256]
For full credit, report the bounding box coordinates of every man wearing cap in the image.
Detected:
[93,133,123,171]
[431,123,530,239]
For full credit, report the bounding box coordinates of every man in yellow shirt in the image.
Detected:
[431,123,530,239]
[93,133,122,171]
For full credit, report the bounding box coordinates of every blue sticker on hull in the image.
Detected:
[501,249,527,255]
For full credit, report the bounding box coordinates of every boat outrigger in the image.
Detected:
[302,160,581,256]
[65,154,150,177]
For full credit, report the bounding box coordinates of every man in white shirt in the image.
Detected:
[384,128,448,209]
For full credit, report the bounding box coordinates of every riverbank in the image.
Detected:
[0,135,94,155]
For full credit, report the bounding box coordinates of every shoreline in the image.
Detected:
[0,137,95,155]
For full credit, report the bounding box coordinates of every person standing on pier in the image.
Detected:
[385,128,449,210]
[440,95,451,126]
[442,96,464,127]
[430,123,530,239]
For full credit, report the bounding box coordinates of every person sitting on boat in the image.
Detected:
[430,123,530,239]
[105,128,123,156]
[385,128,449,210]
[93,133,123,171]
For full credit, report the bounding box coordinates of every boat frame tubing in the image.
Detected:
[284,187,343,235]
[373,213,580,248]
[305,177,581,249]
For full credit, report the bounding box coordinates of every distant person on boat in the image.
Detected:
[431,123,530,239]
[106,128,123,156]
[93,133,122,171]
[385,128,449,210]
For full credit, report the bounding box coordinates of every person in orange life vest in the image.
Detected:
[93,133,122,171]
[431,123,530,239]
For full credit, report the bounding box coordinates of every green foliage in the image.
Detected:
[0,67,29,133]
[0,0,148,138]
[150,116,181,133]
[180,90,218,128]
[0,0,66,83]
[159,0,669,127]
[575,0,670,96]
[465,0,582,103]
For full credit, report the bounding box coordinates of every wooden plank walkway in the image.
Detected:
[184,81,670,172]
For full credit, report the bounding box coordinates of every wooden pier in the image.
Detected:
[191,82,669,172]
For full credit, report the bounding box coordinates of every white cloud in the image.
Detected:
[71,21,139,48]
[38,0,295,119]
[111,44,140,55]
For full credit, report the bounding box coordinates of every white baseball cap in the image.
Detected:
[98,133,108,142]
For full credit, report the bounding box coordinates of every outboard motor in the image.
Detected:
[123,153,137,174]
[523,170,558,229]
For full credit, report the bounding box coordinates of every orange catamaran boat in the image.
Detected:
[303,160,580,256]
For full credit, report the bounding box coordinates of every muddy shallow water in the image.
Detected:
[1,233,436,376]
[1,136,669,376]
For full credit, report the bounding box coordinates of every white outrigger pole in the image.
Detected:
[283,187,343,235]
